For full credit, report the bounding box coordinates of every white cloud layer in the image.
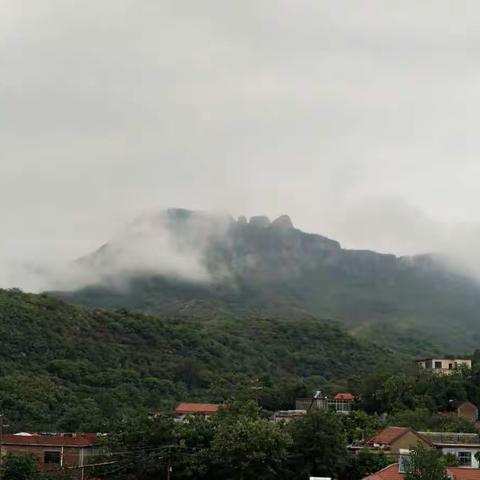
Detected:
[2,1,480,289]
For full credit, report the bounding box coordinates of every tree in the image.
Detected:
[286,410,348,479]
[404,444,448,480]
[347,449,390,480]
[210,415,292,480]
[1,454,42,480]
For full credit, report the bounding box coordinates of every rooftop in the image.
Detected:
[419,431,480,446]
[334,392,354,401]
[367,427,417,446]
[365,464,480,480]
[175,402,220,415]
[2,433,98,448]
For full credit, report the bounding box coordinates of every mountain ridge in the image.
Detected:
[51,208,480,353]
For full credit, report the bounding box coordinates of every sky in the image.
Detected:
[2,0,480,289]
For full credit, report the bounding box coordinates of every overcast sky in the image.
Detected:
[2,0,480,288]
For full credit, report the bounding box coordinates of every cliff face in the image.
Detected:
[52,209,480,353]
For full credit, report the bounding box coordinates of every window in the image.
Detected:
[457,451,472,466]
[448,363,453,369]
[44,451,61,464]
[435,361,442,369]
[399,455,411,473]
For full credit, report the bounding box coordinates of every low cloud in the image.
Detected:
[1,210,233,292]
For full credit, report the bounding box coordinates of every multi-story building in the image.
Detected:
[416,358,471,375]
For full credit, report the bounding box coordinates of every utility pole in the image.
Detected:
[165,456,171,480]
[0,414,4,480]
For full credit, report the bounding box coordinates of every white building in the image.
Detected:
[416,358,472,375]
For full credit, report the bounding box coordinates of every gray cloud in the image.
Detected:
[2,0,480,290]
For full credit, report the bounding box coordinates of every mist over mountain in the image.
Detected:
[50,208,480,353]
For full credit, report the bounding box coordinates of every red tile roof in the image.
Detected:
[367,427,432,447]
[365,464,480,480]
[2,434,97,448]
[448,468,480,480]
[365,464,403,480]
[175,402,220,415]
[334,392,354,401]
[368,427,412,446]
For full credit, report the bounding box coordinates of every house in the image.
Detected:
[419,431,480,468]
[441,401,479,424]
[416,358,472,375]
[332,393,354,413]
[272,410,306,423]
[295,391,354,414]
[363,463,480,480]
[365,427,480,468]
[0,432,99,476]
[175,402,220,420]
[366,427,431,457]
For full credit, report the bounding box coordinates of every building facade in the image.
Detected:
[416,358,472,375]
[1,432,99,478]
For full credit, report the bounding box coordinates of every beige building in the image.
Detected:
[366,427,431,457]
[416,358,471,374]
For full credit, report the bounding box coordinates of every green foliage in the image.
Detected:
[97,404,350,480]
[346,449,390,480]
[52,210,480,353]
[209,415,291,479]
[285,410,348,478]
[387,408,477,433]
[404,444,448,480]
[0,288,392,430]
[0,453,55,480]
[338,411,383,444]
[356,368,479,433]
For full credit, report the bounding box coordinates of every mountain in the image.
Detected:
[53,208,480,353]
[0,288,392,430]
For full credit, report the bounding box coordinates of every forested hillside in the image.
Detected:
[53,208,480,353]
[0,289,393,431]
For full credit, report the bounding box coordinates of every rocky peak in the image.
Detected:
[249,216,271,228]
[271,214,294,230]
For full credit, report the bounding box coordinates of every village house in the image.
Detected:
[363,463,480,480]
[419,431,480,468]
[295,391,354,414]
[366,427,431,457]
[271,409,307,423]
[441,400,479,424]
[364,426,480,468]
[416,358,472,375]
[0,432,99,477]
[175,402,220,420]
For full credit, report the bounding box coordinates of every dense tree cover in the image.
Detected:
[0,289,393,431]
[95,403,358,480]
[351,364,480,432]
[345,449,390,480]
[404,444,449,480]
[54,208,480,353]
[0,453,71,480]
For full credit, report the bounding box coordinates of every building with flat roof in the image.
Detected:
[416,358,471,374]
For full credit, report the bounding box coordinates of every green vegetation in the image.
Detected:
[0,453,68,480]
[96,403,350,480]
[0,288,393,431]
[52,209,480,352]
[404,443,449,480]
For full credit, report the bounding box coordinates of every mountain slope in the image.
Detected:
[53,209,480,352]
[0,288,392,431]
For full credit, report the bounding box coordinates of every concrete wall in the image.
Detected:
[442,447,480,468]
[390,432,430,454]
